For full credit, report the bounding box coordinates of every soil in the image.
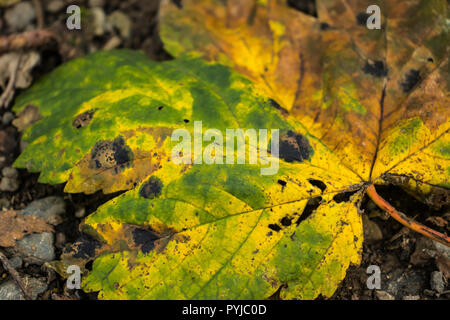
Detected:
[0,0,448,300]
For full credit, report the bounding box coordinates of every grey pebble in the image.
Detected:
[15,232,55,264]
[20,196,65,225]
[4,2,36,32]
[46,0,65,13]
[8,256,22,269]
[0,277,47,300]
[0,176,19,192]
[430,271,445,294]
[2,112,15,125]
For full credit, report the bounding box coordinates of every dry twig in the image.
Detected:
[0,250,32,300]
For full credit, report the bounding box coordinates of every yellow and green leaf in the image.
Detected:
[12,0,449,300]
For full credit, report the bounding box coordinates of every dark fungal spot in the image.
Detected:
[333,190,358,203]
[269,98,289,115]
[296,196,322,225]
[132,227,160,254]
[158,106,164,110]
[171,0,182,9]
[400,69,421,93]
[277,179,287,187]
[183,119,190,123]
[356,12,370,26]
[69,234,101,259]
[308,179,327,192]
[73,110,95,129]
[268,224,282,232]
[139,176,163,199]
[320,22,331,30]
[287,0,317,17]
[279,130,312,163]
[362,60,387,78]
[280,216,292,227]
[427,57,434,63]
[89,136,133,170]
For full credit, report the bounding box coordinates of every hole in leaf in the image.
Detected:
[73,110,95,129]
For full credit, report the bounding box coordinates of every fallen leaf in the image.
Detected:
[10,0,449,300]
[160,0,449,202]
[0,210,53,248]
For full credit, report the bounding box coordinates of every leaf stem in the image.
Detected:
[366,184,450,247]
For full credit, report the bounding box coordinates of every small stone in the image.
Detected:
[363,215,383,242]
[21,196,65,225]
[433,241,450,259]
[2,166,18,178]
[103,36,122,50]
[0,129,17,154]
[0,176,19,192]
[0,156,6,169]
[9,256,22,269]
[91,7,107,36]
[15,232,55,264]
[430,271,445,293]
[107,11,132,39]
[55,232,66,248]
[375,290,394,300]
[89,0,105,7]
[0,197,10,209]
[4,2,36,32]
[0,276,47,300]
[2,112,14,125]
[46,0,65,13]
[74,207,86,218]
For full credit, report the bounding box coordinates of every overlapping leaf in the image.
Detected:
[160,0,449,196]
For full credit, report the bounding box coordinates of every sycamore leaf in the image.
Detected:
[14,50,363,299]
[12,0,449,300]
[160,0,450,200]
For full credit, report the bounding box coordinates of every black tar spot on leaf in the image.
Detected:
[333,190,358,203]
[296,196,322,225]
[356,12,370,26]
[172,0,182,9]
[90,136,133,170]
[400,69,421,93]
[268,98,289,115]
[280,216,293,227]
[139,176,163,199]
[268,224,282,232]
[132,228,160,253]
[277,179,287,187]
[279,130,312,163]
[308,179,327,192]
[70,234,101,259]
[320,23,331,30]
[363,60,388,77]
